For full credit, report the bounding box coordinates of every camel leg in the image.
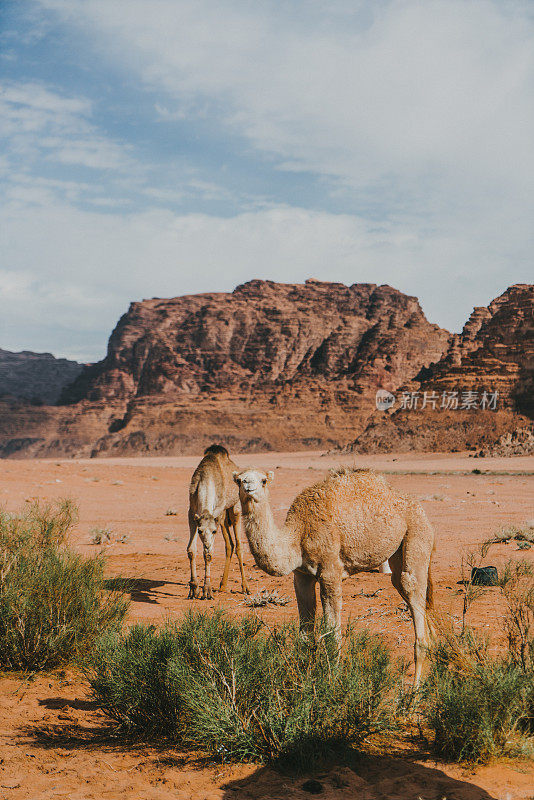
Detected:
[219,517,234,592]
[389,527,433,686]
[187,512,200,599]
[230,505,250,595]
[201,542,213,600]
[294,570,316,635]
[318,569,343,645]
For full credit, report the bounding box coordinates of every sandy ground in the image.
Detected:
[0,451,533,800]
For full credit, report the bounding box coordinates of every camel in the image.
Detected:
[233,466,435,684]
[187,444,249,600]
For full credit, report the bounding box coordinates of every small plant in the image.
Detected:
[423,558,534,763]
[423,627,532,763]
[88,611,403,768]
[0,501,128,671]
[165,508,178,516]
[457,551,486,634]
[90,528,112,545]
[483,523,534,554]
[242,589,290,607]
[500,560,534,672]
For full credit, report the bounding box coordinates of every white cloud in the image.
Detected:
[0,80,132,171]
[1,194,529,360]
[34,3,534,285]
[38,1,534,195]
[2,1,532,359]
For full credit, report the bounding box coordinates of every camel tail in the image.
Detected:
[426,562,434,612]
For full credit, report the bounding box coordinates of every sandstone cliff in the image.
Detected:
[0,279,450,457]
[57,279,449,456]
[350,284,533,454]
[63,280,449,404]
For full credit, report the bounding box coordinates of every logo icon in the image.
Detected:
[375,389,395,411]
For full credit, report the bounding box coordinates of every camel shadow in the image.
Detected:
[103,577,185,604]
[220,756,500,800]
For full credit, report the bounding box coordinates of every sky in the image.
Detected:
[0,1,533,362]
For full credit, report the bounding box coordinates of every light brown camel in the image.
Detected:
[233,466,435,684]
[187,444,249,600]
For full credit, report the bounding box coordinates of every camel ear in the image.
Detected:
[266,470,274,484]
[233,471,241,485]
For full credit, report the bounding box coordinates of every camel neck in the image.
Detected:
[241,497,300,576]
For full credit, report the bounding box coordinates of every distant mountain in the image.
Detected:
[0,349,83,405]
[348,284,534,454]
[0,279,449,457]
[58,279,449,455]
[63,279,449,403]
[2,280,530,459]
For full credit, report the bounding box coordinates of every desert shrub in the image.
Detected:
[0,501,128,671]
[88,611,403,768]
[500,560,534,672]
[423,561,534,765]
[423,629,531,763]
[0,499,76,554]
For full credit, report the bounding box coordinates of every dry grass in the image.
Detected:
[0,501,128,672]
[242,589,290,608]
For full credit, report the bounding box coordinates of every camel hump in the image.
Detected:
[328,466,374,478]
[327,466,390,491]
[204,444,230,458]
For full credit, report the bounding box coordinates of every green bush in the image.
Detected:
[0,501,128,671]
[88,611,403,768]
[424,626,533,763]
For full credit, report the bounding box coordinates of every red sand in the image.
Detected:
[1,451,533,799]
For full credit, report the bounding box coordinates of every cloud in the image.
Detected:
[33,3,534,282]
[2,1,532,359]
[0,80,132,171]
[1,193,528,360]
[38,1,534,197]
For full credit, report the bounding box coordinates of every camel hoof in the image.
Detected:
[202,586,213,600]
[243,586,251,595]
[187,583,199,599]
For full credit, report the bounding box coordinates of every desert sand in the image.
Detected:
[1,451,533,799]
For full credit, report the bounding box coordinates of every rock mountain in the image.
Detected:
[1,279,449,457]
[350,284,534,454]
[0,349,82,405]
[1,280,531,458]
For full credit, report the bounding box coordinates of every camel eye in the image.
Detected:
[262,478,267,486]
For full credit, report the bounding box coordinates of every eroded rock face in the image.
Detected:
[0,349,82,405]
[48,279,451,455]
[350,284,534,454]
[63,279,449,404]
[420,284,533,413]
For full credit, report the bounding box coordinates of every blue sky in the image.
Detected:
[1,0,533,361]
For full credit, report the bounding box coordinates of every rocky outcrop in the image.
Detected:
[4,280,530,458]
[55,279,449,455]
[348,284,533,454]
[479,427,534,457]
[0,398,113,458]
[418,284,533,413]
[0,349,83,405]
[64,279,448,403]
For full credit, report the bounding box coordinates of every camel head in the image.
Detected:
[233,469,274,503]
[194,510,219,552]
